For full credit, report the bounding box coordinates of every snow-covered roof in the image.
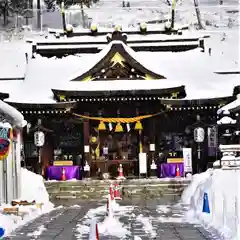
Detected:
[0,34,239,104]
[0,42,27,80]
[217,93,240,115]
[217,115,237,125]
[29,31,202,43]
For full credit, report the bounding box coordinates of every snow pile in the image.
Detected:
[0,168,54,236]
[76,202,134,239]
[181,169,240,239]
[98,215,130,238]
[136,214,157,238]
[19,168,52,205]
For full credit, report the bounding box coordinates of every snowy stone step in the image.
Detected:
[45,179,190,200]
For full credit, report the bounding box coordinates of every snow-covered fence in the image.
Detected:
[0,100,27,204]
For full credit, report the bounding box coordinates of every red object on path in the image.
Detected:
[117,163,125,180]
[109,184,114,200]
[61,167,66,181]
[175,165,180,177]
[114,183,121,199]
[95,223,99,240]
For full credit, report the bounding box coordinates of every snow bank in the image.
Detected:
[0,168,54,236]
[19,168,51,204]
[181,169,240,239]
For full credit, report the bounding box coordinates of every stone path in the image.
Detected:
[6,199,219,240]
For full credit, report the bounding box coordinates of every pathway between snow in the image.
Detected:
[7,199,220,240]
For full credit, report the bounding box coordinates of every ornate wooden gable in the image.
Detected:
[71,38,166,81]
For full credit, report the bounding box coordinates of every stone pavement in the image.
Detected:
[6,198,219,240]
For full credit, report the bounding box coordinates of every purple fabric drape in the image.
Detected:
[159,163,184,178]
[47,166,81,180]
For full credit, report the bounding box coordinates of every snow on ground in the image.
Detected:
[181,168,240,240]
[136,214,157,238]
[0,168,54,237]
[76,203,134,239]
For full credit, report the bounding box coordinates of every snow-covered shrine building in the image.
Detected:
[0,28,239,177]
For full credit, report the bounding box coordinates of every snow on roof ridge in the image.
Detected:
[66,40,116,81]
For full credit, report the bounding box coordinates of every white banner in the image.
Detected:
[183,148,192,173]
[139,153,147,174]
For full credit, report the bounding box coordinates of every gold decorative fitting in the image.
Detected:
[114,25,122,32]
[171,92,179,98]
[59,95,66,101]
[166,104,172,110]
[98,121,106,131]
[135,121,143,130]
[91,136,97,143]
[115,122,123,132]
[90,24,98,33]
[140,22,147,33]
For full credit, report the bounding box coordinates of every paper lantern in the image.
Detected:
[194,127,205,143]
[34,131,45,147]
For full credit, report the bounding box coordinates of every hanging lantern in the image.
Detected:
[194,127,205,143]
[126,123,131,132]
[34,131,45,147]
[115,122,123,132]
[135,121,143,130]
[98,121,106,131]
[108,122,113,131]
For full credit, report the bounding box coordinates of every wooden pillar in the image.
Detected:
[41,135,53,177]
[83,112,90,173]
[83,113,90,146]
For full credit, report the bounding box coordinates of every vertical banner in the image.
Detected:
[182,148,192,173]
[207,126,217,156]
[139,153,147,174]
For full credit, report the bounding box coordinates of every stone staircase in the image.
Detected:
[45,178,191,201]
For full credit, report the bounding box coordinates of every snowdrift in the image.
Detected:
[181,169,240,239]
[0,168,54,236]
